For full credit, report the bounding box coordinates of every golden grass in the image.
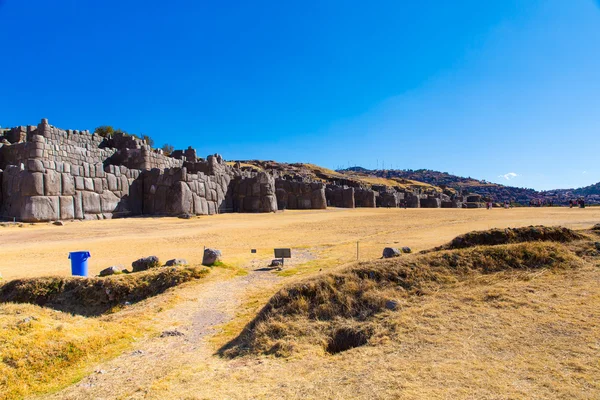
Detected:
[2,207,599,281]
[0,267,212,399]
[0,303,140,400]
[1,210,599,399]
[223,241,586,357]
[0,266,209,316]
[147,234,600,400]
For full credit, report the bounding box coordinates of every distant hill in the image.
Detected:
[339,167,600,205]
[232,160,443,193]
[573,182,600,196]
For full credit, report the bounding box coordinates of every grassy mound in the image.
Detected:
[427,225,585,252]
[0,266,209,316]
[0,303,136,400]
[222,241,584,357]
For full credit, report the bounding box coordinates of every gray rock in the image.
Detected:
[59,196,75,220]
[385,300,399,310]
[165,258,187,266]
[202,248,221,266]
[132,256,160,272]
[595,242,600,251]
[99,266,121,276]
[178,213,193,219]
[160,330,184,337]
[44,169,61,196]
[382,247,401,258]
[270,259,283,267]
[52,220,64,226]
[21,196,60,222]
[401,247,412,254]
[21,172,44,196]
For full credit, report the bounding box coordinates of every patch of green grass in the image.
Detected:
[210,261,248,276]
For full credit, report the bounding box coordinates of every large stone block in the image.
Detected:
[84,177,94,191]
[93,178,104,193]
[44,169,61,196]
[27,159,45,173]
[59,196,75,220]
[75,176,85,190]
[81,191,101,214]
[74,192,84,219]
[62,173,75,195]
[106,173,118,191]
[100,190,120,214]
[166,181,193,215]
[311,188,327,209]
[21,172,44,196]
[21,196,59,222]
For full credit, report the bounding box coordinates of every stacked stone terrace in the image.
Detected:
[0,119,281,222]
[0,119,464,223]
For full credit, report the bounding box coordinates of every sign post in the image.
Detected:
[274,248,292,267]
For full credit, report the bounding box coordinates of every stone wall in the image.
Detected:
[229,172,277,213]
[141,166,231,216]
[274,179,326,210]
[0,119,277,221]
[354,188,376,208]
[325,185,355,208]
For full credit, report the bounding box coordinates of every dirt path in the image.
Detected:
[46,267,281,400]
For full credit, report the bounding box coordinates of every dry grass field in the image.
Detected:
[1,207,599,280]
[0,207,599,399]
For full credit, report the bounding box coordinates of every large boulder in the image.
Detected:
[202,248,221,266]
[382,247,401,258]
[132,256,160,272]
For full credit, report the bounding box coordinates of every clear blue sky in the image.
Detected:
[1,1,599,190]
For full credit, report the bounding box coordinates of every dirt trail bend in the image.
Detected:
[46,267,279,400]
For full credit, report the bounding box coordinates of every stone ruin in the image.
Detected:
[0,119,280,222]
[0,119,465,223]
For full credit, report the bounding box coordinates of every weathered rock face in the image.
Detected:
[326,185,355,208]
[275,179,326,210]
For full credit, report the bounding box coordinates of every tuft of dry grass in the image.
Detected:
[221,239,587,358]
[427,225,586,252]
[0,266,209,316]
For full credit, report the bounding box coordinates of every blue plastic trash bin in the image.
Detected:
[69,251,91,277]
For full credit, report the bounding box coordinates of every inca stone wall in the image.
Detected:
[353,188,376,208]
[230,172,277,213]
[0,119,277,222]
[274,179,326,210]
[0,119,466,222]
[326,185,355,208]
